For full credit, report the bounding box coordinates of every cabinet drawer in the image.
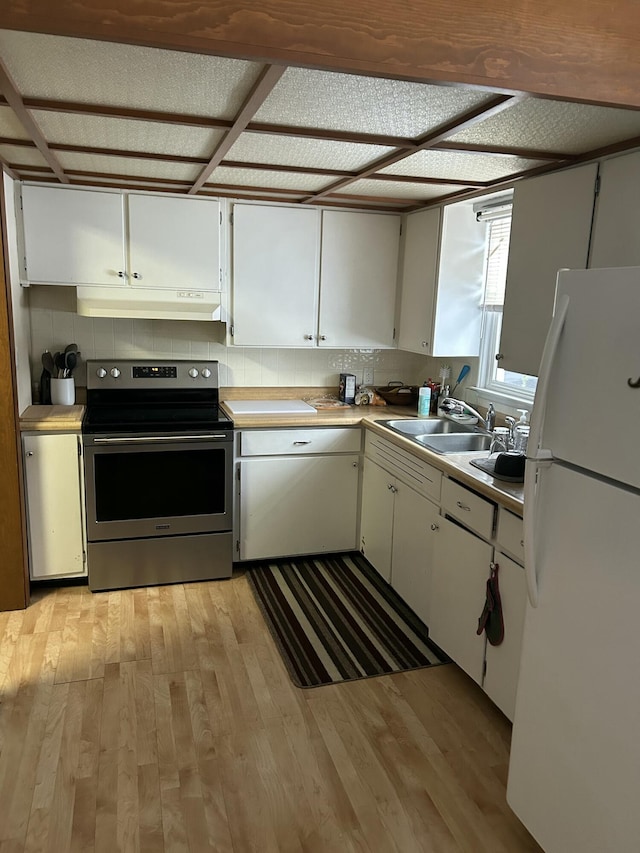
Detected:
[240,427,361,457]
[365,432,442,503]
[496,507,525,564]
[441,478,495,540]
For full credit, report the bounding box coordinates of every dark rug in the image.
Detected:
[246,551,449,688]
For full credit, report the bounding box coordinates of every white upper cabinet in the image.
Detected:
[22,185,126,286]
[127,193,221,290]
[397,200,486,356]
[231,204,400,348]
[499,163,598,376]
[397,207,440,354]
[318,210,400,348]
[231,203,320,347]
[589,150,640,268]
[21,185,222,291]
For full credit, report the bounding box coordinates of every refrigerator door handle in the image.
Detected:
[529,293,570,456]
[524,293,570,608]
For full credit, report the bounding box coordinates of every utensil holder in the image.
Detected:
[50,377,75,405]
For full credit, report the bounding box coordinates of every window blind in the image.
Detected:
[483,215,512,307]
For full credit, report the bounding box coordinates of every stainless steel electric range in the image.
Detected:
[82,359,234,592]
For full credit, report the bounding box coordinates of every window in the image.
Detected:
[477,207,538,406]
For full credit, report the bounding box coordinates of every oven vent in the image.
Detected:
[76,286,226,322]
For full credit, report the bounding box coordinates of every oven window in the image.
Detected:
[94,448,226,521]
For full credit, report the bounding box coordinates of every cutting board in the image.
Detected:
[224,399,317,415]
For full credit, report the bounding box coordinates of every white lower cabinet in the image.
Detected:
[360,457,395,581]
[482,551,527,721]
[389,481,440,627]
[429,515,493,685]
[360,433,442,623]
[23,432,86,580]
[237,427,361,560]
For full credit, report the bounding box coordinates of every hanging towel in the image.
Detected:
[477,562,505,646]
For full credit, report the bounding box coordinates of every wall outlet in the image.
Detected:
[362,368,374,386]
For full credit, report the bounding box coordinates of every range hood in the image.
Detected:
[76,286,226,322]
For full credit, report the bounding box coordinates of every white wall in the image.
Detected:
[4,173,32,413]
[28,285,429,393]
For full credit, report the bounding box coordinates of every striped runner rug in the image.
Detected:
[246,551,449,688]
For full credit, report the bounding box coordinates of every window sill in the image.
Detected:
[466,385,534,418]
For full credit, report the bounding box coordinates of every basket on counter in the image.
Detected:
[374,381,419,407]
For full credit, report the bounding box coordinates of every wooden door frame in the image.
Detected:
[0,171,29,611]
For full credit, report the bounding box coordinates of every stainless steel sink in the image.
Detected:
[379,418,477,438]
[414,433,493,454]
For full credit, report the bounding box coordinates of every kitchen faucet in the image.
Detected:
[440,397,488,430]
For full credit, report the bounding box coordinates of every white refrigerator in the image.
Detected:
[507,267,640,852]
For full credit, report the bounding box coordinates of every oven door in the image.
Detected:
[84,432,233,541]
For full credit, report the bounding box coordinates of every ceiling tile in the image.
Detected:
[31,111,223,159]
[331,179,470,201]
[0,105,30,139]
[226,133,393,171]
[253,67,496,138]
[379,149,546,182]
[0,144,49,168]
[55,152,201,181]
[208,167,333,192]
[0,29,262,118]
[448,98,640,154]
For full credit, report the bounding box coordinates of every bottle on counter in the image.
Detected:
[418,382,432,418]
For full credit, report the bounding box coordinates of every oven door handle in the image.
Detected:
[92,434,230,444]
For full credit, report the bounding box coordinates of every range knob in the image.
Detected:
[201,367,211,379]
[96,367,107,378]
[188,367,199,379]
[110,367,121,378]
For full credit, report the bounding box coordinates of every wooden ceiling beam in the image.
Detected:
[432,141,577,162]
[189,65,286,194]
[1,1,639,108]
[0,59,68,182]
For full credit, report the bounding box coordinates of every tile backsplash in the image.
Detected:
[28,286,431,391]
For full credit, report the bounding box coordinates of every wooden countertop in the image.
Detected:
[19,404,85,431]
[224,399,524,515]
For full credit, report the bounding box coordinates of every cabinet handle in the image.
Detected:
[390,485,398,494]
[520,539,525,547]
[26,451,33,457]
[456,500,471,511]
[319,335,327,341]
[352,462,358,468]
[421,341,428,348]
[430,523,439,531]
[293,440,311,445]
[132,272,142,279]
[303,334,313,340]
[117,270,127,278]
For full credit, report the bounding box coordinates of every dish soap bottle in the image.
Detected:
[418,382,431,418]
[513,409,530,454]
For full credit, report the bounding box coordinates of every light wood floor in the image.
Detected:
[0,571,541,853]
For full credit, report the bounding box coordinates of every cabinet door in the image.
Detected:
[500,163,598,376]
[429,516,492,684]
[397,207,440,355]
[431,200,486,357]
[483,552,527,721]
[239,454,359,560]
[128,194,221,291]
[23,433,85,579]
[391,483,439,626]
[22,185,125,286]
[359,457,394,582]
[590,150,640,268]
[318,210,400,348]
[232,204,319,346]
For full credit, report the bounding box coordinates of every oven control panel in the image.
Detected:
[133,365,177,379]
[86,360,220,390]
